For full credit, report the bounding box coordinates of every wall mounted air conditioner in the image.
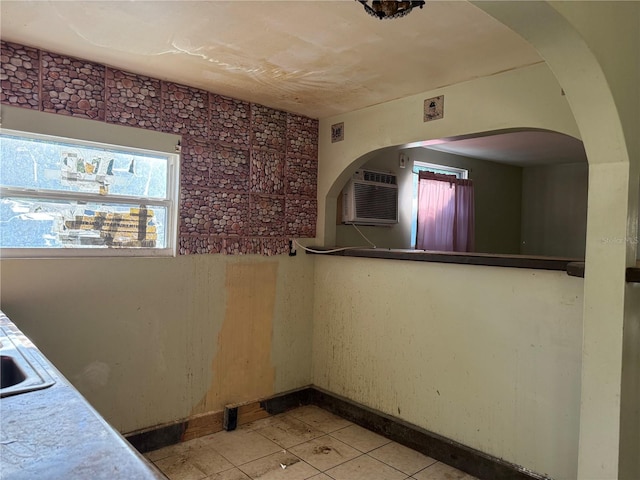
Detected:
[342,169,398,225]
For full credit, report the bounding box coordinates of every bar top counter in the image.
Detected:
[0,311,165,480]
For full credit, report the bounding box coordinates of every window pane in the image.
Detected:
[0,197,167,249]
[0,134,168,199]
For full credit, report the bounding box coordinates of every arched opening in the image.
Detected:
[315,3,638,479]
[332,129,588,259]
[471,4,639,479]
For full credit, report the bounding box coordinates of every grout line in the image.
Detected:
[235,450,310,476]
[362,450,423,478]
[150,406,460,479]
[145,404,481,480]
[315,452,367,474]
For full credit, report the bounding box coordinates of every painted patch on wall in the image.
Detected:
[192,262,277,414]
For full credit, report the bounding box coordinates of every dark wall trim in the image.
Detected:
[308,247,579,272]
[260,386,314,414]
[310,387,551,480]
[626,267,640,283]
[125,387,313,453]
[126,422,185,454]
[567,261,640,284]
[308,248,640,283]
[128,386,550,480]
[566,261,585,278]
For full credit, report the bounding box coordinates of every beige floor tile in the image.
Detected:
[145,450,167,462]
[239,414,287,432]
[146,442,189,462]
[330,424,391,453]
[146,434,224,462]
[206,468,252,480]
[412,461,475,480]
[207,429,282,466]
[369,442,437,475]
[154,454,208,480]
[288,435,361,471]
[149,408,476,480]
[238,451,320,480]
[287,406,352,433]
[325,455,407,480]
[188,446,235,475]
[256,415,325,448]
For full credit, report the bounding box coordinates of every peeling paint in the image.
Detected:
[192,262,277,415]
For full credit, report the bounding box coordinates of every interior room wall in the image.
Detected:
[407,149,523,254]
[336,148,522,253]
[520,162,588,258]
[315,60,587,480]
[334,146,407,249]
[0,41,318,433]
[317,63,581,246]
[620,282,640,477]
[312,255,584,480]
[0,254,314,433]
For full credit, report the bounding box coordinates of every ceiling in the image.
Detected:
[1,0,543,119]
[1,1,584,164]
[421,130,587,166]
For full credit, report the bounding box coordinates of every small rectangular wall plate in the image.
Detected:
[331,122,344,143]
[424,95,444,122]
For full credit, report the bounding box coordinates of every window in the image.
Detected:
[0,130,179,257]
[411,162,467,248]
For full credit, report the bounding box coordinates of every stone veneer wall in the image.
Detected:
[0,41,318,255]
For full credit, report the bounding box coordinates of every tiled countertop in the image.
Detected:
[0,312,166,480]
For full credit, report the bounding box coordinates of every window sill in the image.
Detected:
[307,247,582,273]
[0,247,176,259]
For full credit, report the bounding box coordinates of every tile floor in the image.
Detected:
[145,405,478,480]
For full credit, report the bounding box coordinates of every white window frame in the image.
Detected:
[0,128,180,258]
[410,161,468,248]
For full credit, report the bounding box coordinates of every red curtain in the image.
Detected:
[416,172,475,252]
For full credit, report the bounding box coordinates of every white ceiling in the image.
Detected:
[0,1,584,164]
[1,0,543,119]
[422,130,587,166]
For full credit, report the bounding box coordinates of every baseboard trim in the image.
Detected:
[125,420,186,454]
[127,386,550,480]
[310,387,550,480]
[125,386,313,453]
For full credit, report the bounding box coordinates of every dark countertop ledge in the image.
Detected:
[563,261,640,283]
[307,247,580,271]
[0,312,165,480]
[306,248,640,283]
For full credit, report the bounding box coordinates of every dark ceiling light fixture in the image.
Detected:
[357,0,425,20]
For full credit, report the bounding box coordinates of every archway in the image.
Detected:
[472,3,639,479]
[316,2,639,478]
[330,128,589,258]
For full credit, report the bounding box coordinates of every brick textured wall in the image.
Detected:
[0,40,318,255]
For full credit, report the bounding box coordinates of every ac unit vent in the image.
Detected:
[363,171,396,185]
[342,170,398,225]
